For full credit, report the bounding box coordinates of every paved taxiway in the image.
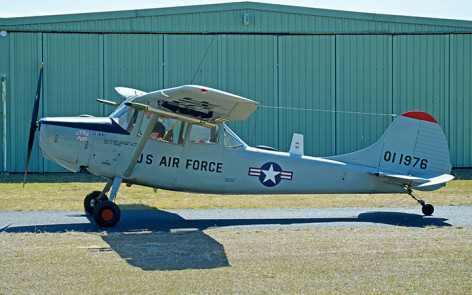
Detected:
[0,206,470,233]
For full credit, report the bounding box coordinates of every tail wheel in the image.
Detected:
[406,187,434,216]
[422,204,434,216]
[93,201,121,227]
[84,191,108,215]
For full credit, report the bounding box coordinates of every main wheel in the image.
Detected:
[422,204,434,216]
[84,191,108,215]
[93,201,121,227]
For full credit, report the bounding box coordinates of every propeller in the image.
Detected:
[23,62,43,186]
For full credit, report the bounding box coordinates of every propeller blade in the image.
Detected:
[23,62,43,186]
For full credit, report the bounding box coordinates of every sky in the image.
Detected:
[1,0,472,21]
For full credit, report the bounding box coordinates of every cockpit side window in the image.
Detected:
[139,112,189,145]
[223,125,246,149]
[189,124,219,144]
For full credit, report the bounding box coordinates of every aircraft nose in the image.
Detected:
[38,117,81,170]
[38,118,54,158]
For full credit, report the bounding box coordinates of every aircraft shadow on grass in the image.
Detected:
[1,207,452,271]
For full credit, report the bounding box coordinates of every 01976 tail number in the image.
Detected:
[383,151,428,169]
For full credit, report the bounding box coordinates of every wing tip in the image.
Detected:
[400,111,438,123]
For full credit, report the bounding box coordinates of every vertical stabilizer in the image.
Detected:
[327,111,452,177]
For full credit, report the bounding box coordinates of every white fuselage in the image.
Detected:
[39,116,405,195]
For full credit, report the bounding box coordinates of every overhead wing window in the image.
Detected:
[189,124,219,144]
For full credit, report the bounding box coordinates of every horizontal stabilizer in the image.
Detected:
[412,174,455,189]
[370,170,454,191]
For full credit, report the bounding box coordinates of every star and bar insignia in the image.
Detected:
[249,162,293,187]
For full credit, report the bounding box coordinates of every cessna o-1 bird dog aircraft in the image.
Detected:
[25,64,454,227]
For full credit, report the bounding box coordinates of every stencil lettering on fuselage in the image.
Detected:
[137,154,222,173]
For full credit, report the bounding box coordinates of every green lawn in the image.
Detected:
[1,172,471,211]
[1,172,471,294]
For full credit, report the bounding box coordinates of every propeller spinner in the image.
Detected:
[23,62,43,186]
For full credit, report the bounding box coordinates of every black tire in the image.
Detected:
[84,191,108,215]
[93,201,121,227]
[422,204,434,216]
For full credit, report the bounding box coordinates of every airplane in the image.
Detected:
[24,64,454,227]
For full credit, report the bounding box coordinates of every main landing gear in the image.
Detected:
[405,186,434,216]
[84,178,123,227]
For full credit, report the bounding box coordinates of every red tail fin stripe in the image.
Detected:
[400,111,438,123]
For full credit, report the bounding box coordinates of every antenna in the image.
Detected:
[190,35,216,84]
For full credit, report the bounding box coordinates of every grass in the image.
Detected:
[0,227,471,294]
[0,172,471,211]
[1,172,471,294]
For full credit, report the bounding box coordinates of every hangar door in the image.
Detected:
[219,35,278,149]
[450,34,472,167]
[6,33,43,172]
[161,34,278,149]
[335,35,393,155]
[4,32,472,172]
[278,35,335,157]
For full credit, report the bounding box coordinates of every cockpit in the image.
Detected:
[109,103,247,149]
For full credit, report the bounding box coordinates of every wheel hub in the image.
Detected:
[101,209,114,221]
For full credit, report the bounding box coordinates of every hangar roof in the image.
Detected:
[1,1,472,34]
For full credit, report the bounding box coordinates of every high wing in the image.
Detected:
[131,85,259,123]
[107,85,258,200]
[115,87,147,100]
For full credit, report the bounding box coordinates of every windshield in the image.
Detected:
[110,105,138,132]
[223,124,246,149]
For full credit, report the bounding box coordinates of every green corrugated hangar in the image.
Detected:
[0,2,471,172]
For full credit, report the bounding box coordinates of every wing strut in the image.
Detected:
[116,113,159,178]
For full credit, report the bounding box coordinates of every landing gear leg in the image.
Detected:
[84,191,108,215]
[84,178,114,215]
[85,178,123,227]
[405,186,434,216]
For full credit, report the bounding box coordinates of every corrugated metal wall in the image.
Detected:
[2,31,471,172]
[393,35,449,124]
[105,34,164,100]
[219,35,278,148]
[42,33,105,171]
[335,35,393,155]
[2,3,472,34]
[278,35,335,156]
[1,2,471,171]
[450,35,472,167]
[7,33,42,172]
